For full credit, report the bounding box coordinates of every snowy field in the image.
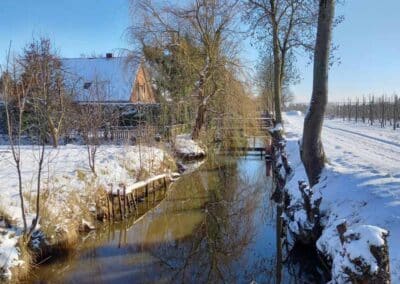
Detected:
[283,111,400,280]
[0,144,175,278]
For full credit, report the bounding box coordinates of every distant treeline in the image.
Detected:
[332,95,399,129]
[287,94,400,130]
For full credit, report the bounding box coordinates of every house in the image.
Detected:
[62,53,156,104]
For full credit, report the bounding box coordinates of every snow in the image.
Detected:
[0,144,175,278]
[283,112,400,281]
[0,227,21,279]
[62,57,139,102]
[270,123,283,133]
[285,110,303,116]
[174,134,206,158]
[326,224,388,283]
[122,173,178,195]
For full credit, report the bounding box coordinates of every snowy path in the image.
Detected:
[286,115,400,194]
[284,112,400,281]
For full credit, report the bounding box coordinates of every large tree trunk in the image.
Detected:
[191,102,207,140]
[191,64,208,140]
[272,24,283,124]
[301,0,335,187]
[49,126,59,148]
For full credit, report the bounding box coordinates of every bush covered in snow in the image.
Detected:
[174,134,206,160]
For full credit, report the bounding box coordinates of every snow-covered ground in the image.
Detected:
[0,144,175,279]
[283,112,400,281]
[174,134,206,159]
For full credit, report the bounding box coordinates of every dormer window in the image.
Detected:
[83,82,92,90]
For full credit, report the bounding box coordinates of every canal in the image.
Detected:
[29,155,325,283]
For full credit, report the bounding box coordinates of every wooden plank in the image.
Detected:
[132,192,137,210]
[110,193,115,221]
[127,193,132,213]
[107,193,111,221]
[123,185,127,217]
[117,189,124,220]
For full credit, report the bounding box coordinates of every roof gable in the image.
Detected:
[62,57,140,102]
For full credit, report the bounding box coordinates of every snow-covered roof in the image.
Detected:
[62,57,140,102]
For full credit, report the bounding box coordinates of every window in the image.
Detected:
[83,82,92,90]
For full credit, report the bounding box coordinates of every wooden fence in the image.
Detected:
[106,173,179,221]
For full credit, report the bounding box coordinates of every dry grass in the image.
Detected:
[76,169,87,181]
[8,238,33,284]
[136,167,150,181]
[21,184,98,264]
[0,206,13,228]
[161,153,178,172]
[0,208,31,283]
[2,145,179,281]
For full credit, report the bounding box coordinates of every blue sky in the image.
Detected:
[1,0,399,102]
[294,0,400,102]
[0,0,131,57]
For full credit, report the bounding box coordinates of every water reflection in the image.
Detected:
[29,156,324,284]
[140,158,274,284]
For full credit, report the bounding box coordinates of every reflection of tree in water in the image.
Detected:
[146,159,265,283]
[282,243,330,284]
[28,157,327,283]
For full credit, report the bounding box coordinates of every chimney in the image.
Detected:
[106,53,113,59]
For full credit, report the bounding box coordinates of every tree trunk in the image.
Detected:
[272,24,283,124]
[47,115,59,148]
[50,127,59,148]
[362,96,366,123]
[191,62,209,140]
[191,102,207,140]
[355,99,359,123]
[394,95,398,130]
[16,163,28,234]
[370,96,374,125]
[28,142,45,239]
[301,0,335,187]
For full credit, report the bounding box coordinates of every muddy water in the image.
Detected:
[29,156,325,284]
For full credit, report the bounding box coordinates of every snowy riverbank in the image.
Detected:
[174,134,206,160]
[283,111,400,281]
[0,144,176,280]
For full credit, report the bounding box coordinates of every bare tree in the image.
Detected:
[245,0,317,125]
[369,95,374,125]
[132,0,243,140]
[301,0,335,187]
[1,56,30,236]
[27,81,49,239]
[20,38,71,148]
[15,38,71,237]
[333,94,400,131]
[78,79,114,176]
[362,96,366,123]
[394,94,398,130]
[256,52,298,113]
[1,42,50,239]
